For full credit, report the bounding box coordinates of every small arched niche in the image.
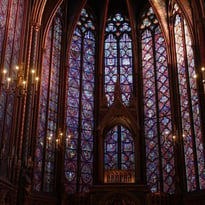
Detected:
[104,125,135,184]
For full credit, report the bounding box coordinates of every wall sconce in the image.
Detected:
[47,134,53,147]
[191,66,205,94]
[16,65,25,88]
[55,129,63,149]
[1,69,11,90]
[31,69,39,91]
[66,134,71,148]
[172,135,177,145]
[1,65,26,91]
[1,64,39,93]
[55,138,60,148]
[172,131,186,147]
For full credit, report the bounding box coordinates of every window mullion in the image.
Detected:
[76,32,84,193]
[152,29,163,192]
[181,19,200,190]
[42,22,55,191]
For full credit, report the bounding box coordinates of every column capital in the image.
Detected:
[31,22,41,31]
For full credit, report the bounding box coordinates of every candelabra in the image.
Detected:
[1,64,39,94]
[192,66,205,94]
[172,131,186,147]
[54,129,74,150]
[0,64,40,181]
[55,129,64,149]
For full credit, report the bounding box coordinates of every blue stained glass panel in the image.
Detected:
[34,8,62,192]
[65,8,95,193]
[174,4,205,190]
[104,13,133,106]
[141,7,175,193]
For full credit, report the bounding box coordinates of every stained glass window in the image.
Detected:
[65,8,95,194]
[103,13,135,180]
[104,13,133,106]
[173,3,205,191]
[34,8,63,192]
[0,0,25,168]
[140,7,175,193]
[104,125,135,171]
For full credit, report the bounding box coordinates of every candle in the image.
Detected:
[7,77,11,89]
[23,80,26,89]
[35,76,39,91]
[15,65,19,71]
[202,67,205,84]
[31,69,35,83]
[56,139,59,149]
[2,69,7,83]
[48,134,52,146]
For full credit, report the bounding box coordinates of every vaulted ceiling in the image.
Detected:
[41,0,152,28]
[40,0,166,38]
[37,0,193,29]
[33,0,195,50]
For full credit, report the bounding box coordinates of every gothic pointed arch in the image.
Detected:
[149,0,169,41]
[41,0,64,48]
[98,89,139,177]
[31,0,47,27]
[98,91,139,137]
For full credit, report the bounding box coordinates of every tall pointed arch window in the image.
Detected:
[140,7,175,193]
[173,3,205,191]
[34,8,63,192]
[104,13,133,106]
[65,8,95,194]
[0,0,26,166]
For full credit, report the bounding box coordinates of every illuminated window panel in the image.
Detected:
[173,3,205,191]
[104,125,135,172]
[104,13,133,106]
[34,9,63,192]
[65,8,95,194]
[141,7,175,194]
